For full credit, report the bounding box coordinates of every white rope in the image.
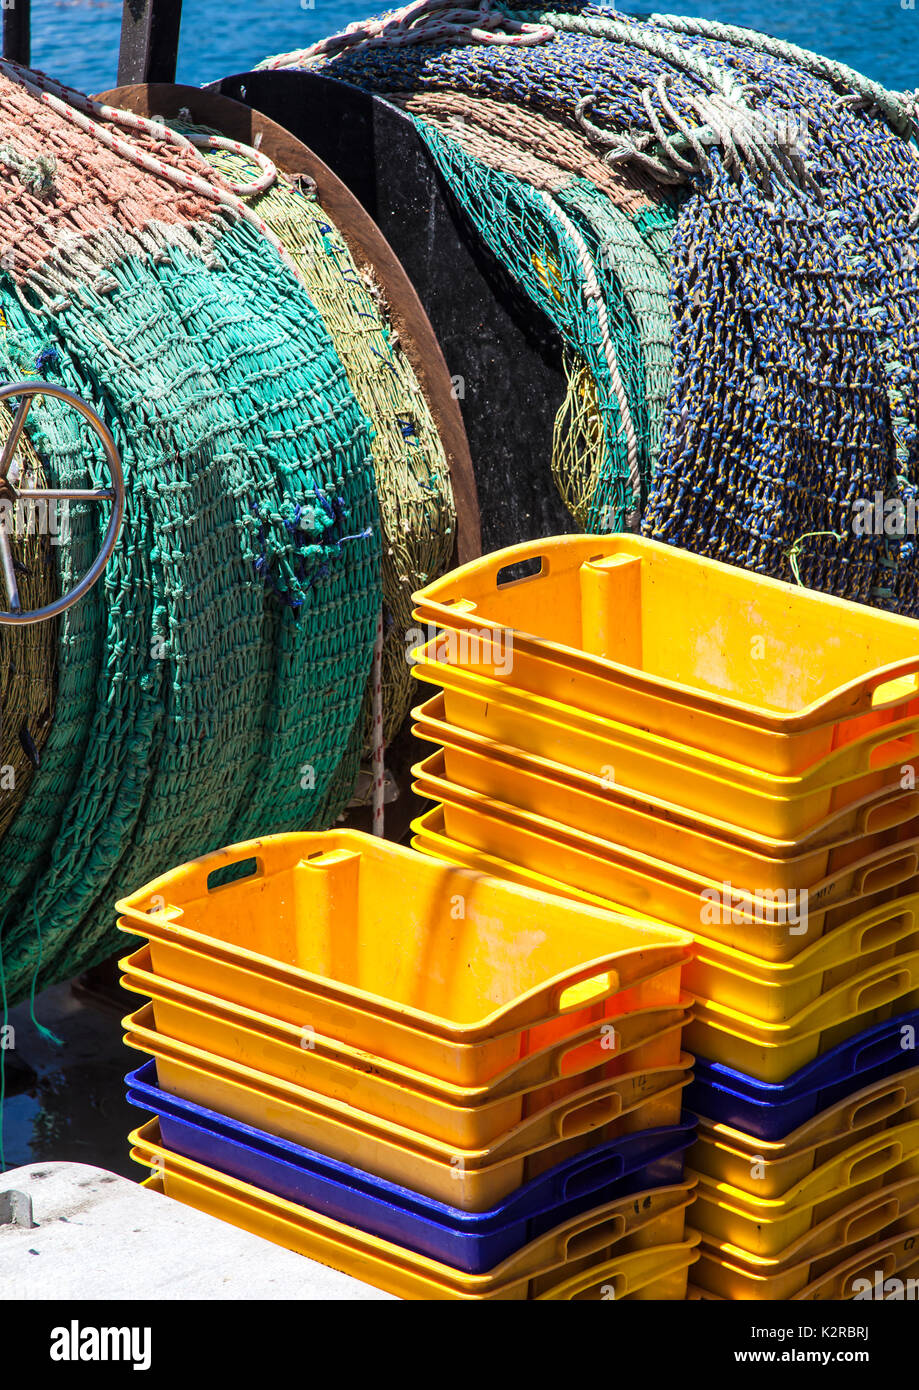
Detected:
[576,72,818,202]
[257,0,555,71]
[183,133,278,197]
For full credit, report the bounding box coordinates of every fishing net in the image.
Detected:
[416,116,650,529]
[261,1,919,611]
[399,90,676,525]
[398,89,659,206]
[0,65,381,1013]
[188,131,455,744]
[553,178,673,522]
[551,348,605,524]
[261,6,692,528]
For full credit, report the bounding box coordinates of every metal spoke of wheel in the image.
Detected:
[0,380,125,626]
[0,527,21,614]
[16,488,116,502]
[0,393,32,482]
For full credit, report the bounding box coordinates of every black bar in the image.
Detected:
[117,0,183,85]
[2,0,31,67]
[8,1297,919,1368]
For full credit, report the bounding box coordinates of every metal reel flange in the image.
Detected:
[0,380,125,626]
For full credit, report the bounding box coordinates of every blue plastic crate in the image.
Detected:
[126,1060,696,1273]
[687,1009,919,1140]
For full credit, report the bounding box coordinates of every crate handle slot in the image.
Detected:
[560,1149,627,1199]
[556,1092,622,1138]
[434,596,477,614]
[555,969,619,1015]
[857,912,914,953]
[205,856,262,892]
[842,1199,900,1246]
[496,554,546,587]
[134,900,183,922]
[434,538,558,596]
[842,1142,901,1186]
[852,1027,908,1072]
[557,1033,611,1077]
[562,1213,628,1260]
[842,1251,897,1297]
[852,971,912,1014]
[844,1087,908,1131]
[868,731,919,770]
[862,794,919,834]
[856,853,918,897]
[870,671,919,709]
[589,1272,625,1301]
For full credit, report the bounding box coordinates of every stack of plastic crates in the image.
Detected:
[116,830,699,1300]
[410,535,919,1301]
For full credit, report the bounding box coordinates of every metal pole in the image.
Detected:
[117,0,183,85]
[2,0,31,67]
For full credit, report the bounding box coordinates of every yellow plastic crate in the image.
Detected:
[121,950,690,1150]
[415,691,919,867]
[411,770,919,962]
[116,831,690,1088]
[412,535,919,774]
[123,942,691,1106]
[686,954,919,1082]
[694,1179,919,1299]
[415,740,919,966]
[692,1068,919,1197]
[131,1122,699,1300]
[125,1007,693,1211]
[687,899,919,1023]
[413,648,916,841]
[409,805,919,1019]
[693,1229,919,1301]
[411,804,633,907]
[794,1233,919,1300]
[688,1125,919,1255]
[410,806,919,988]
[534,1237,700,1300]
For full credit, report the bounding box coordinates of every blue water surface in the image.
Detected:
[26,0,919,97]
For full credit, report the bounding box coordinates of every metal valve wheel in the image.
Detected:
[0,380,125,626]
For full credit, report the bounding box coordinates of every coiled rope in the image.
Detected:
[0,62,381,1017]
[256,0,556,70]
